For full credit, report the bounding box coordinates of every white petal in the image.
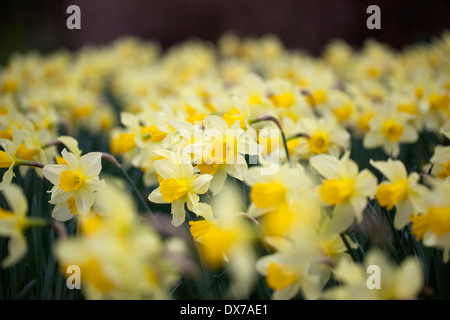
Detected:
[331,202,355,233]
[394,200,414,230]
[209,168,227,195]
[309,154,340,179]
[42,164,66,186]
[363,131,383,149]
[203,115,228,133]
[153,159,181,179]
[171,199,186,227]
[57,136,81,156]
[370,159,407,181]
[74,187,95,214]
[2,183,27,216]
[80,152,102,177]
[148,188,167,204]
[2,234,27,268]
[192,202,215,221]
[186,192,199,211]
[52,203,75,222]
[190,174,213,194]
[61,148,79,171]
[393,257,423,299]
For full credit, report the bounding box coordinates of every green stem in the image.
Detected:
[382,207,407,260]
[249,115,292,168]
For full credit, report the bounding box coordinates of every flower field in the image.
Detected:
[0,32,449,300]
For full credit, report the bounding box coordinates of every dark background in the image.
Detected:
[1,0,450,63]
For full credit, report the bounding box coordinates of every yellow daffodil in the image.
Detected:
[410,178,450,262]
[42,148,105,219]
[0,183,46,268]
[323,249,423,300]
[363,105,418,157]
[371,158,429,229]
[148,150,213,226]
[310,152,378,232]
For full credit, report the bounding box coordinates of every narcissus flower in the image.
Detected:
[323,249,423,300]
[0,183,46,268]
[148,150,213,226]
[189,183,257,298]
[410,178,450,262]
[363,105,418,157]
[310,152,378,232]
[370,158,428,229]
[42,148,105,220]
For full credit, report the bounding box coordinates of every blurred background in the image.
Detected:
[1,0,449,64]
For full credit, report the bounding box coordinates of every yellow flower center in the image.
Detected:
[248,95,263,105]
[148,125,168,143]
[266,262,298,291]
[0,150,13,168]
[375,180,409,210]
[189,219,237,268]
[80,259,115,293]
[308,132,329,154]
[306,89,327,106]
[59,170,84,192]
[270,92,295,108]
[436,160,450,179]
[397,104,417,115]
[250,182,286,208]
[358,113,374,132]
[429,93,450,115]
[159,178,189,203]
[110,133,137,154]
[67,194,78,215]
[223,108,247,129]
[286,138,300,156]
[411,206,450,240]
[382,120,404,142]
[319,178,354,205]
[16,144,40,161]
[197,158,220,175]
[333,104,353,122]
[261,204,294,237]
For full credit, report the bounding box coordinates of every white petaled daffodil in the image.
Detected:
[42,148,106,220]
[370,158,429,229]
[363,104,418,158]
[190,115,262,194]
[323,249,424,300]
[0,125,26,189]
[0,183,46,268]
[309,152,378,233]
[148,150,213,226]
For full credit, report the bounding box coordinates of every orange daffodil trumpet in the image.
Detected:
[42,148,106,221]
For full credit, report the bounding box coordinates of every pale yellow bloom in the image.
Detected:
[42,148,105,220]
[0,184,46,268]
[310,152,378,232]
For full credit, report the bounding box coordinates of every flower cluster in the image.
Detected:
[0,32,449,300]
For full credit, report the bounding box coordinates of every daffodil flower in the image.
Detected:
[0,184,46,268]
[0,126,25,189]
[323,249,423,300]
[410,178,450,262]
[42,148,105,220]
[189,183,257,299]
[310,152,378,233]
[148,150,213,226]
[370,158,428,229]
[190,115,262,194]
[363,105,418,157]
